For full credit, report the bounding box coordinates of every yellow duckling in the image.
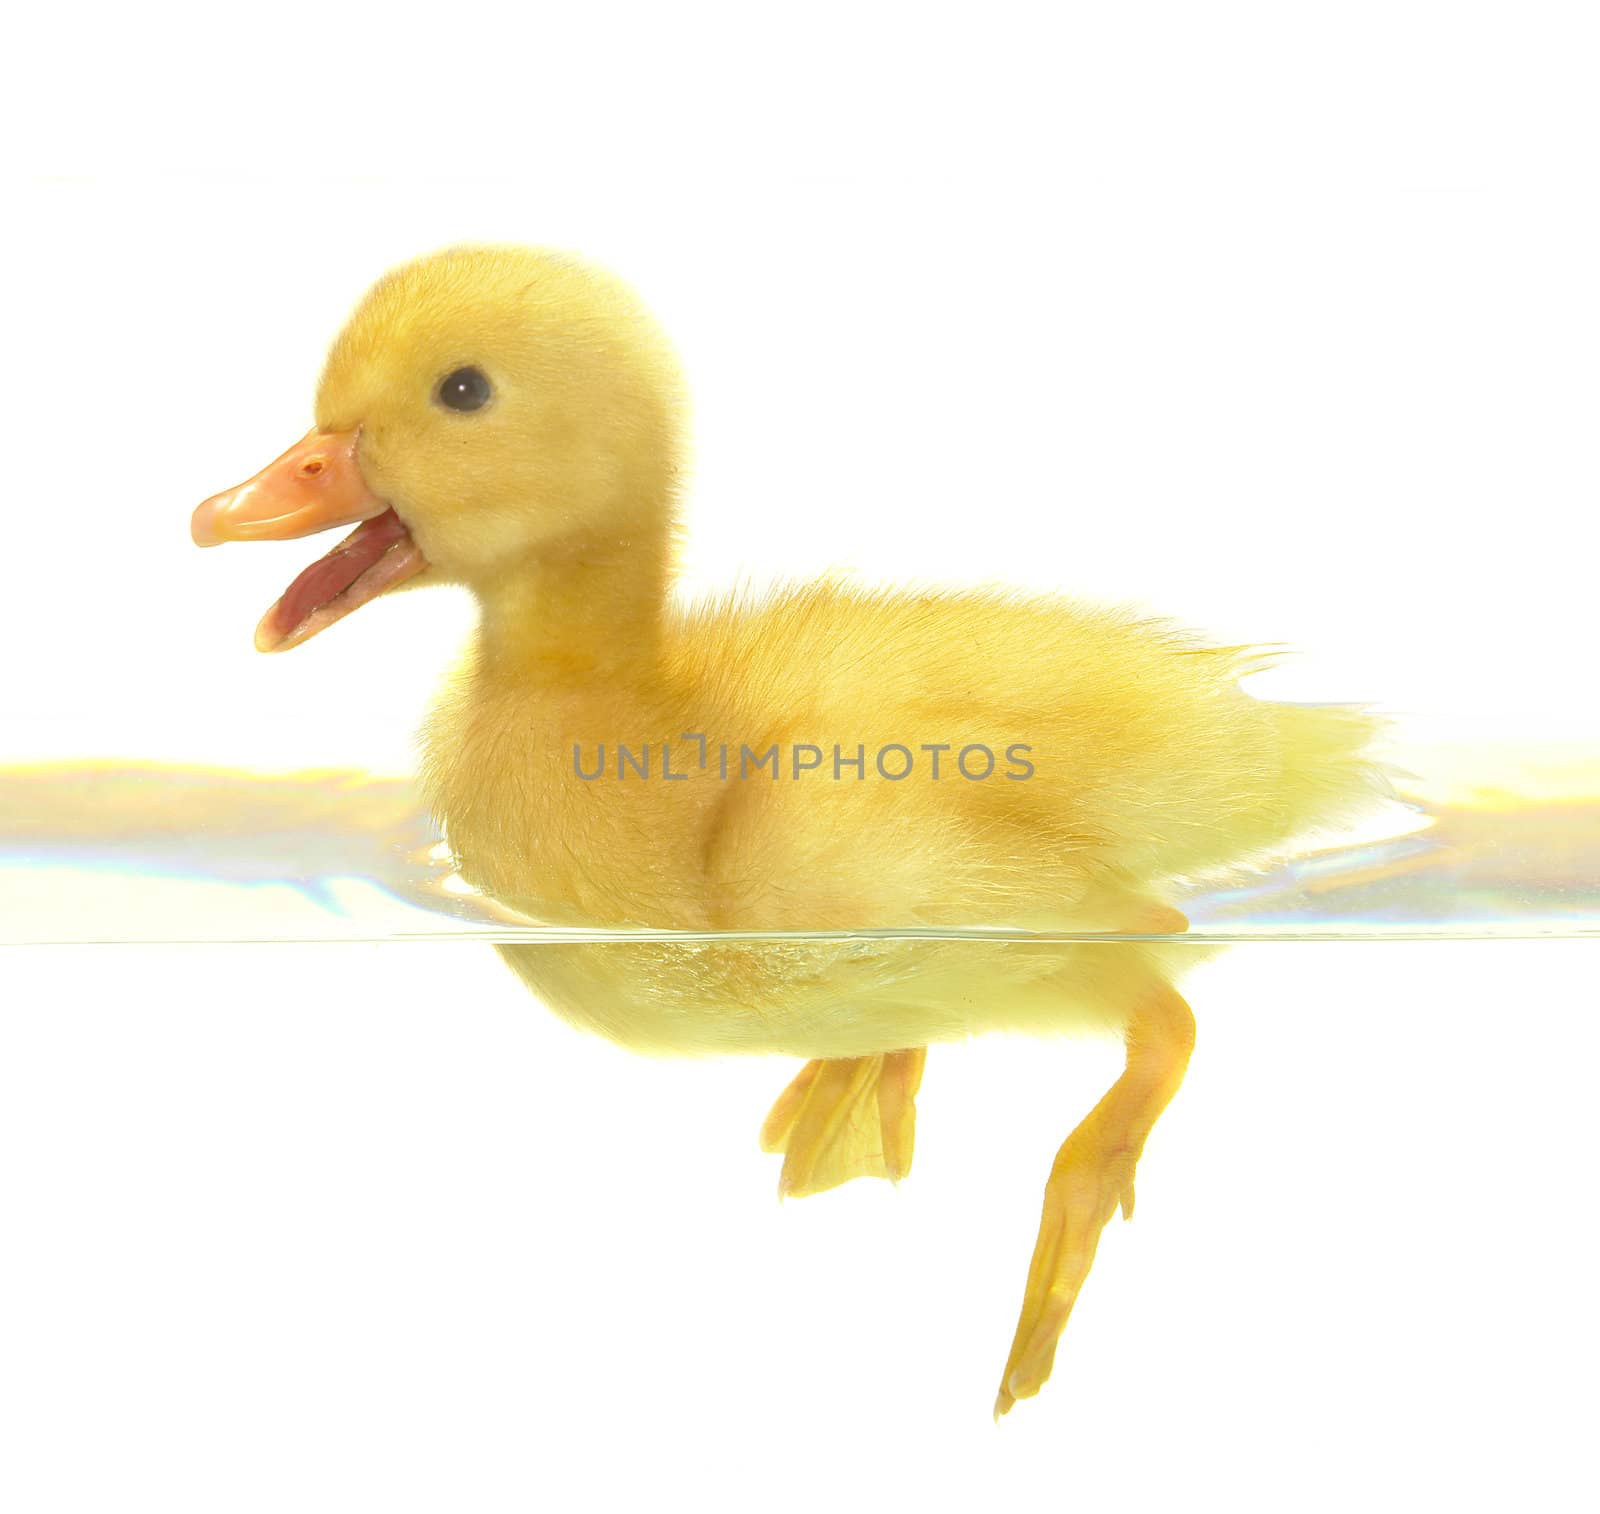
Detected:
[192,245,1387,1415]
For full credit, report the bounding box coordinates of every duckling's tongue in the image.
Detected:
[256,509,425,652]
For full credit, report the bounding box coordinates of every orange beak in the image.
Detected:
[192,430,427,652]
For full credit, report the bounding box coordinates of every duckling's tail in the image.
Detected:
[1261,697,1398,841]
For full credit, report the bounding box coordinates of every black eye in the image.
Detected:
[437,366,492,412]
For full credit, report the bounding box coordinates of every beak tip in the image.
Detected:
[191,500,227,547]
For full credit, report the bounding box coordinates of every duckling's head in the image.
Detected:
[193,245,684,651]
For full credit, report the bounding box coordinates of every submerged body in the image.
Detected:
[193,244,1388,1414]
[424,581,1378,1057]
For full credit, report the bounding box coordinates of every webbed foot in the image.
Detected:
[760,1048,927,1198]
[995,981,1194,1417]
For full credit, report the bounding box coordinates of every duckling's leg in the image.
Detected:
[760,1049,927,1198]
[994,976,1194,1417]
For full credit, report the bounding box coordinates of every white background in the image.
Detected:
[3,4,1599,1510]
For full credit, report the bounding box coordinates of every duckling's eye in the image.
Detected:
[437,366,493,413]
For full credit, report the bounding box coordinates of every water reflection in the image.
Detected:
[1,746,1596,943]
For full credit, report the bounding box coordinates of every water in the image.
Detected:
[4,715,1596,945]
[5,718,1596,1491]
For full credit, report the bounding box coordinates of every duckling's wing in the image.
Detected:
[676,581,1386,931]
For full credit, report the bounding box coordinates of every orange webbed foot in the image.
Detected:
[995,981,1194,1417]
[760,1048,927,1197]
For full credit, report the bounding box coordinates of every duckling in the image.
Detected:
[192,245,1388,1415]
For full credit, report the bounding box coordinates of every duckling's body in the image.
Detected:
[425,581,1375,1057]
[193,244,1388,1415]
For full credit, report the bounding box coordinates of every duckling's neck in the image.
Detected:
[475,527,671,682]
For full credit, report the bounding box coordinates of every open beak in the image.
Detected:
[192,429,427,652]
